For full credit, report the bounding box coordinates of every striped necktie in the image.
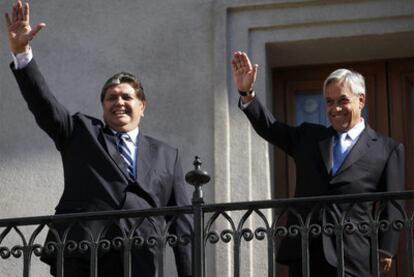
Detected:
[116,133,135,179]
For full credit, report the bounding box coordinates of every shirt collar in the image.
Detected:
[110,127,139,145]
[338,119,365,141]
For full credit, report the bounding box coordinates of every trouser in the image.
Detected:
[49,248,155,277]
[50,251,123,277]
[287,238,356,277]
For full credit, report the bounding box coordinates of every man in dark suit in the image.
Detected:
[4,2,192,276]
[231,51,405,276]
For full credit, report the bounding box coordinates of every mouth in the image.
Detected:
[113,109,129,116]
[330,113,346,120]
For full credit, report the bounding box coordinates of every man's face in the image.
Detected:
[102,83,145,132]
[325,80,365,132]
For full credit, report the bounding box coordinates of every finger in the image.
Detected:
[240,52,251,67]
[233,51,242,61]
[232,53,243,70]
[231,59,238,71]
[380,259,392,272]
[234,51,245,65]
[252,64,258,77]
[23,2,29,22]
[12,3,18,23]
[380,261,386,273]
[240,54,254,74]
[236,60,243,70]
[28,23,46,40]
[4,13,12,27]
[382,261,388,272]
[386,259,392,271]
[234,51,242,57]
[17,1,23,21]
[384,263,390,272]
[239,58,246,69]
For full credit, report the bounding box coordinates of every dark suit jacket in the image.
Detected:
[242,97,405,277]
[11,59,192,277]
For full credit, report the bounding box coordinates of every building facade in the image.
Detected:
[0,0,413,276]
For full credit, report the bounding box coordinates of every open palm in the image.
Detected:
[4,1,45,54]
[231,51,257,92]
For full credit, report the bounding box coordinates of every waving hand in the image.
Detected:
[4,1,45,54]
[231,51,258,92]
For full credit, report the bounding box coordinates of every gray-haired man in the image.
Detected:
[232,51,404,277]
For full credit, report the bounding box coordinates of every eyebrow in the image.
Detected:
[326,94,351,100]
[106,89,135,95]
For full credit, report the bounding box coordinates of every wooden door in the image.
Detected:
[388,58,414,277]
[272,58,413,276]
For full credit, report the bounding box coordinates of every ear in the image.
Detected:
[359,93,366,109]
[141,101,146,117]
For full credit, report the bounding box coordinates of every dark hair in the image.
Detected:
[100,72,145,102]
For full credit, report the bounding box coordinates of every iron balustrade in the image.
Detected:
[0,157,413,277]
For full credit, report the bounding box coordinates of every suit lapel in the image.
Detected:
[335,126,377,175]
[136,133,153,189]
[319,136,334,174]
[101,128,154,185]
[100,127,131,179]
[319,127,336,174]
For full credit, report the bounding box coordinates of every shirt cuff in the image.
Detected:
[11,48,33,69]
[239,98,254,109]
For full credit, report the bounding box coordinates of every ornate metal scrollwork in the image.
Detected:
[205,231,219,244]
[165,234,178,247]
[220,229,234,243]
[0,189,412,277]
[254,227,267,240]
[240,228,254,241]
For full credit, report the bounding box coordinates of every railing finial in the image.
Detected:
[185,156,210,203]
[193,155,202,170]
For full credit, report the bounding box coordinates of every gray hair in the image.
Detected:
[323,69,366,97]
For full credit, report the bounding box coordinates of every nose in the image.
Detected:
[335,105,342,112]
[115,96,125,105]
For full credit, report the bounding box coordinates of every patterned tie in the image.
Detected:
[332,133,348,175]
[116,133,135,179]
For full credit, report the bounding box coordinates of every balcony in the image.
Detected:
[0,158,412,277]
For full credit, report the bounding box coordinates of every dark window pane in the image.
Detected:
[295,91,369,127]
[411,83,414,139]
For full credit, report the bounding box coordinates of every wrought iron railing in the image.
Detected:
[0,157,413,277]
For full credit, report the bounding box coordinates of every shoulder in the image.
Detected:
[140,135,181,165]
[141,134,178,152]
[300,122,329,131]
[366,126,403,150]
[298,122,333,139]
[72,112,105,128]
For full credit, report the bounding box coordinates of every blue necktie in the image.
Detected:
[332,133,348,175]
[116,133,135,179]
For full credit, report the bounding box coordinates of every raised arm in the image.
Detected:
[4,0,45,54]
[6,1,73,150]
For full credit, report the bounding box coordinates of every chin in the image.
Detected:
[338,126,350,132]
[331,124,346,132]
[108,122,128,130]
[112,118,130,125]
